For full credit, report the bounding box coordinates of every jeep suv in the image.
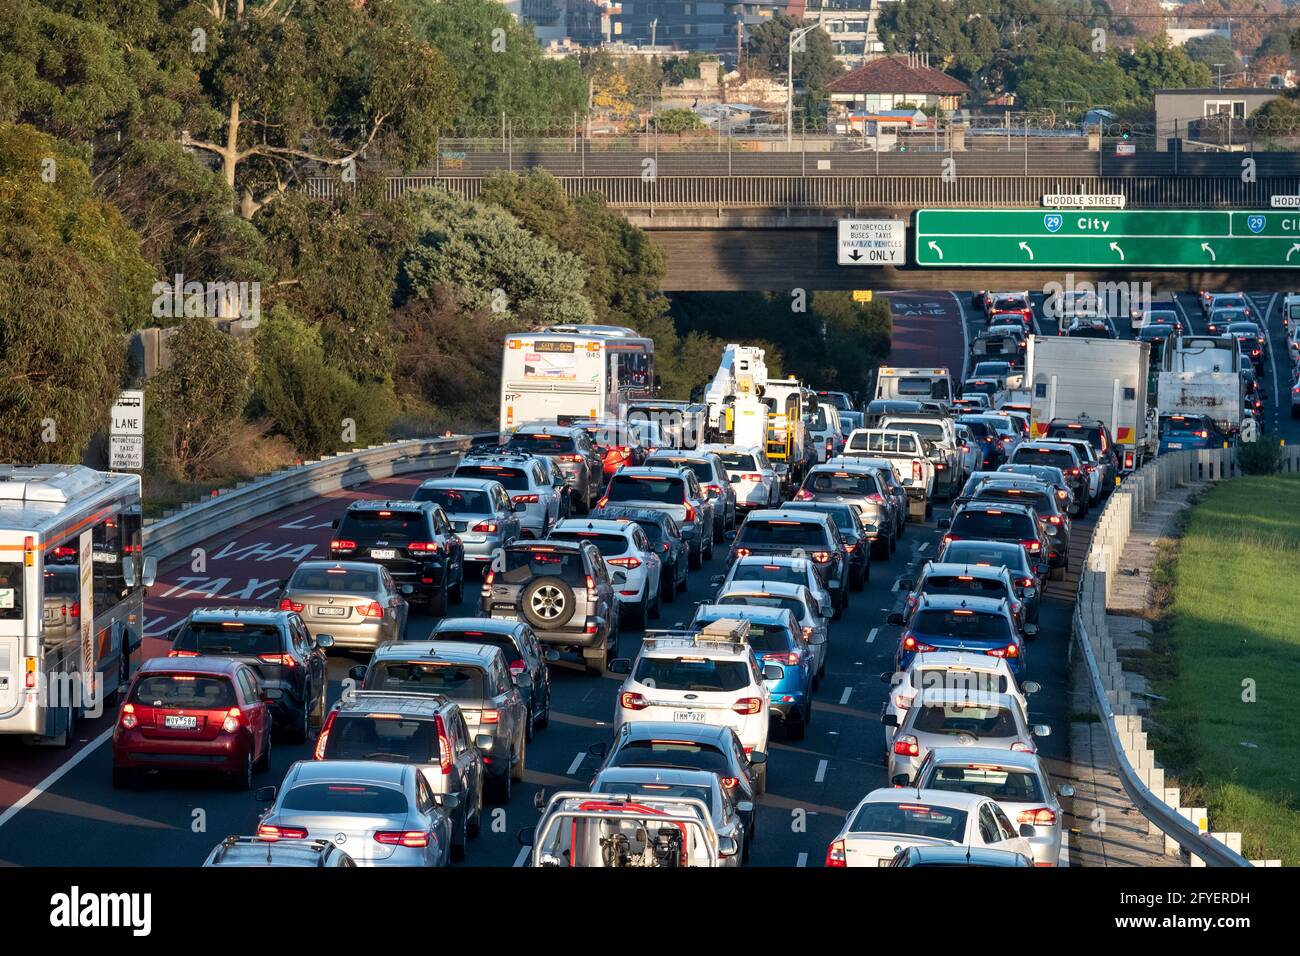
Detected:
[329,500,465,615]
[169,607,330,742]
[480,540,622,675]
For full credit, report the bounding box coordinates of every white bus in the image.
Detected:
[0,466,156,744]
[498,325,655,435]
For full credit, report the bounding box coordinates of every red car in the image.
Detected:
[112,657,277,790]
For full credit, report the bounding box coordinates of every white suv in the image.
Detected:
[548,517,663,628]
[609,619,778,794]
[698,443,782,512]
[452,453,564,538]
[712,554,833,620]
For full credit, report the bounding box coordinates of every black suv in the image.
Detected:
[330,500,465,615]
[170,607,330,741]
[480,540,622,675]
[938,501,1050,577]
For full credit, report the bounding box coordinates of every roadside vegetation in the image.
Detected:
[1150,475,1300,864]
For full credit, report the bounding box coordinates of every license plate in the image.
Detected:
[370,549,396,559]
[165,715,198,730]
[878,858,892,867]
[1166,442,1182,449]
[491,611,519,621]
[673,711,706,723]
[316,606,347,616]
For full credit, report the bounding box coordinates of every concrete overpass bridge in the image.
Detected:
[307,149,1300,290]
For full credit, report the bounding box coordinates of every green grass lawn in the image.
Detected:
[1152,475,1300,864]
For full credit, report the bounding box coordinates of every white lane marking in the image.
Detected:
[839,687,853,705]
[796,852,809,867]
[891,579,901,592]
[916,542,929,553]
[513,845,531,867]
[0,727,114,832]
[814,759,828,783]
[1059,838,1070,868]
[950,291,973,380]
[566,752,585,776]
[867,627,878,643]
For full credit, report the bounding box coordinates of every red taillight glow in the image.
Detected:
[508,658,526,676]
[259,824,308,841]
[1020,539,1041,553]
[684,504,695,522]
[741,473,763,482]
[358,601,385,619]
[279,598,305,612]
[811,551,831,564]
[901,634,936,654]
[893,734,920,756]
[732,697,763,715]
[407,541,440,553]
[472,522,498,533]
[826,839,847,867]
[608,556,642,569]
[1018,807,1057,826]
[315,710,336,759]
[987,643,1020,659]
[120,703,138,729]
[480,709,500,724]
[620,692,650,711]
[167,649,200,658]
[793,489,814,501]
[734,547,751,558]
[512,494,540,504]
[375,830,430,848]
[764,651,801,667]
[586,574,598,600]
[330,539,357,550]
[436,715,453,774]
[221,707,241,734]
[258,653,297,667]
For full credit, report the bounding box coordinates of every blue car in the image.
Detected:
[693,603,815,741]
[888,593,1026,682]
[1158,414,1220,453]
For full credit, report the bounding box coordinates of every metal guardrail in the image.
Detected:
[1073,447,1262,866]
[141,436,470,563]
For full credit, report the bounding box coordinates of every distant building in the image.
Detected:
[1154,87,1281,151]
[1164,26,1231,48]
[804,1,882,68]
[659,59,790,111]
[825,53,970,113]
[611,1,807,53]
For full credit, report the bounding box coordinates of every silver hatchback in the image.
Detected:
[414,477,521,569]
[277,561,407,650]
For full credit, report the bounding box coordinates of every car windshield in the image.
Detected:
[999,464,1064,485]
[940,542,1027,573]
[612,739,729,774]
[1046,425,1104,452]
[975,487,1052,516]
[896,377,939,397]
[1227,323,1260,335]
[645,458,712,482]
[288,567,380,594]
[716,451,758,471]
[806,472,879,495]
[922,575,1010,599]
[322,715,441,764]
[130,674,236,708]
[736,520,826,548]
[1012,448,1075,471]
[717,594,806,620]
[1160,417,1210,437]
[550,531,631,557]
[850,803,967,841]
[973,364,1009,377]
[454,465,529,491]
[1210,310,1246,324]
[607,474,685,504]
[993,297,1025,311]
[950,509,1035,539]
[732,563,807,588]
[336,511,430,547]
[927,765,1045,802]
[896,422,947,441]
[786,502,856,535]
[912,702,1020,737]
[506,434,578,455]
[914,609,1013,641]
[431,632,519,664]
[596,779,713,805]
[633,657,751,692]
[280,783,408,815]
[173,622,282,656]
[501,549,587,585]
[366,661,487,700]
[964,380,999,396]
[413,487,492,514]
[957,419,994,440]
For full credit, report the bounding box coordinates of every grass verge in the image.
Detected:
[1149,475,1300,864]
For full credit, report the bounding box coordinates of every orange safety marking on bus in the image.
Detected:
[0,506,115,551]
[1116,427,1133,443]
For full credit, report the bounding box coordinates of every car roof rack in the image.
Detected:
[642,618,750,653]
[340,689,450,708]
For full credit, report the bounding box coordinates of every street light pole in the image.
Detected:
[787,24,819,147]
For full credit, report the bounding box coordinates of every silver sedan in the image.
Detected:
[255,761,451,867]
[277,561,407,650]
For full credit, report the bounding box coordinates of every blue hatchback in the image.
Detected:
[889,594,1026,682]
[693,603,815,741]
[1158,414,1220,453]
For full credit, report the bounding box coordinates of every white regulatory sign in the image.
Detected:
[1041,194,1127,209]
[110,435,143,470]
[110,389,145,437]
[1270,195,1300,209]
[837,219,905,266]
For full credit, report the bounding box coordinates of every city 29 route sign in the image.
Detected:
[913,209,1300,269]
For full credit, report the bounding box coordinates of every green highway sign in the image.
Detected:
[913,209,1300,268]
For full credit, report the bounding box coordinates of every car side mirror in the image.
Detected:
[314,634,334,648]
[1023,623,1038,637]
[718,836,739,859]
[881,713,899,728]
[254,785,277,803]
[608,658,632,675]
[1033,724,1052,738]
[517,827,535,847]
[261,687,283,702]
[140,556,157,588]
[534,790,547,811]
[331,519,339,529]
[475,734,494,751]
[348,664,367,682]
[724,530,737,541]
[736,800,754,814]
[887,612,906,627]
[890,773,911,787]
[879,671,893,684]
[897,578,915,591]
[123,562,137,589]
[937,518,951,530]
[1058,783,1075,798]
[710,575,725,588]
[544,648,561,662]
[1018,824,1036,838]
[807,629,826,645]
[587,742,608,758]
[761,664,784,681]
[747,751,767,766]
[1022,681,1041,694]
[1035,563,1050,576]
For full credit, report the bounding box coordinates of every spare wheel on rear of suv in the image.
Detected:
[521,577,577,629]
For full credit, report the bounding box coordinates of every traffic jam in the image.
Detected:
[0,296,1292,871]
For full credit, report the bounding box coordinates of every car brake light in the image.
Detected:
[314,711,337,759]
[732,697,763,715]
[472,521,498,533]
[375,830,430,848]
[720,776,738,789]
[608,556,642,569]
[901,634,935,654]
[764,651,801,666]
[620,692,649,711]
[221,707,241,734]
[894,734,920,756]
[741,473,763,482]
[586,575,598,600]
[167,649,200,658]
[734,547,751,558]
[1048,515,1063,525]
[1016,577,1036,588]
[259,653,297,667]
[1011,740,1036,753]
[1196,430,1208,439]
[330,539,357,550]
[826,839,847,867]
[279,598,305,612]
[258,824,308,841]
[1020,539,1041,553]
[508,659,526,677]
[481,709,500,724]
[120,703,138,729]
[811,551,831,564]
[512,494,539,504]
[436,715,453,774]
[865,492,884,504]
[684,504,695,522]
[793,489,814,501]
[1069,468,1080,476]
[407,541,440,553]
[1018,807,1057,826]
[987,644,1020,659]
[358,601,385,618]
